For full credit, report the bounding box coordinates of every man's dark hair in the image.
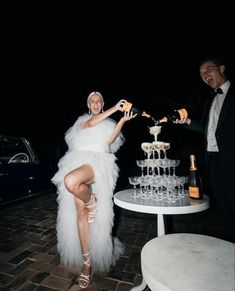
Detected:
[199,57,225,68]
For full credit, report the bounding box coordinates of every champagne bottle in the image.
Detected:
[188,154,203,200]
[122,101,157,123]
[155,108,188,124]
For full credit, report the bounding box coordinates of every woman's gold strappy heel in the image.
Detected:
[78,252,91,288]
[85,194,97,223]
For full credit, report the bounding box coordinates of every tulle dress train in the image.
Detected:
[51,114,125,273]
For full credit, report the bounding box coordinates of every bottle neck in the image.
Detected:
[122,101,156,123]
[157,117,168,124]
[190,165,197,171]
[156,108,188,124]
[142,111,150,118]
[190,155,197,171]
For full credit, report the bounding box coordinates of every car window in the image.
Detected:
[0,136,31,163]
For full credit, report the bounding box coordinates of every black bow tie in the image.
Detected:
[212,88,223,97]
[216,88,223,94]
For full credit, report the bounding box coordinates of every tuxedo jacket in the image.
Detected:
[187,83,235,172]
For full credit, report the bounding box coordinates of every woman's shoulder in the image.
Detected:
[65,114,89,133]
[78,113,90,120]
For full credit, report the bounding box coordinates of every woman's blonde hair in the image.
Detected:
[87,91,104,104]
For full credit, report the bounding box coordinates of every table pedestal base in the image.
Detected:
[131,213,164,291]
[157,213,165,236]
[130,278,146,291]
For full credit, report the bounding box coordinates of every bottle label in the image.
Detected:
[122,101,132,112]
[178,108,188,120]
[189,186,200,198]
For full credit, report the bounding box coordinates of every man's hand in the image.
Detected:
[174,117,191,125]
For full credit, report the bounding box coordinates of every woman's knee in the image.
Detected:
[64,165,94,194]
[64,173,79,193]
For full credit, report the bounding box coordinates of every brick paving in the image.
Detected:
[0,191,233,291]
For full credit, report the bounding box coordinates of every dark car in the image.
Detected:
[0,135,54,205]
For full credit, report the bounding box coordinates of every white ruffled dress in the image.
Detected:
[51,113,125,273]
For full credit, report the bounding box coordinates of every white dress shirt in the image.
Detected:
[207,80,230,152]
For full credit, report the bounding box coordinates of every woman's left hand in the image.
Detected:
[122,110,137,122]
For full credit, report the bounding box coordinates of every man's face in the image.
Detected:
[199,60,225,90]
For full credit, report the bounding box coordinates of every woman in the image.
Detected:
[52,91,136,288]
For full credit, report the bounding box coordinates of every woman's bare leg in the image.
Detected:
[64,164,95,287]
[64,164,95,203]
[75,198,91,286]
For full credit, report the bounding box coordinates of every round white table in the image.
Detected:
[141,233,235,291]
[114,189,210,291]
[114,189,210,237]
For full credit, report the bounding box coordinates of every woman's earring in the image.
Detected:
[102,108,104,112]
[88,109,91,114]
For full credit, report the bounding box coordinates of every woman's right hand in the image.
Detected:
[115,99,126,112]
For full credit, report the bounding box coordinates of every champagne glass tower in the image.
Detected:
[128,124,188,202]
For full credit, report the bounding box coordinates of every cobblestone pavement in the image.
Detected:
[0,191,233,291]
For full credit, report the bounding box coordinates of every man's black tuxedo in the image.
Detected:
[187,83,235,241]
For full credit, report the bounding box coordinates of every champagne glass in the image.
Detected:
[149,125,162,141]
[136,160,146,176]
[141,142,153,159]
[128,176,140,197]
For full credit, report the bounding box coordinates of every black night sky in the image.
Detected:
[2,6,234,169]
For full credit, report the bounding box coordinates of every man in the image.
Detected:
[177,57,235,241]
